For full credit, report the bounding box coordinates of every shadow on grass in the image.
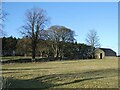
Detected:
[3,68,118,89]
[1,57,55,64]
[4,76,105,89]
[2,67,52,71]
[2,71,20,74]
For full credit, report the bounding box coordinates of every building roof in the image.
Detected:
[99,48,116,56]
[99,48,115,52]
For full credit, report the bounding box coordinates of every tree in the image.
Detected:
[36,39,50,58]
[16,37,31,56]
[63,42,92,59]
[0,8,7,37]
[21,7,49,61]
[47,25,75,59]
[2,36,18,56]
[0,6,7,57]
[86,30,100,58]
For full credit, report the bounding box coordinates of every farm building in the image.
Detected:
[95,48,116,59]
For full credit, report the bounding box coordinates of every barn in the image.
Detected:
[95,48,116,59]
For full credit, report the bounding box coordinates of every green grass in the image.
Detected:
[2,58,118,88]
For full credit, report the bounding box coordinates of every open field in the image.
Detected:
[1,57,118,88]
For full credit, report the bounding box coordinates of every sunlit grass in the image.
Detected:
[2,57,118,88]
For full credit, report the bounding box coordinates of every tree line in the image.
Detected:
[1,7,100,61]
[2,27,94,60]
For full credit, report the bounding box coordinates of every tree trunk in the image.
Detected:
[24,53,27,57]
[40,51,43,58]
[54,49,58,58]
[54,46,59,59]
[32,39,36,61]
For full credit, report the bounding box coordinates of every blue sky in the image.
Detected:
[3,2,118,54]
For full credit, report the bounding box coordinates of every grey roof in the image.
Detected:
[99,48,116,56]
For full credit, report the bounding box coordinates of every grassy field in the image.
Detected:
[1,57,118,88]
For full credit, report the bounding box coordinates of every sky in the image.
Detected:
[3,2,118,54]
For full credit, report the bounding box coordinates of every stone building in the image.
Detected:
[95,48,116,59]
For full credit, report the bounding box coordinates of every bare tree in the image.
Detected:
[0,4,7,58]
[0,4,8,37]
[47,25,75,59]
[86,30,100,58]
[21,7,49,61]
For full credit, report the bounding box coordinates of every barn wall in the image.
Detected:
[95,49,105,59]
